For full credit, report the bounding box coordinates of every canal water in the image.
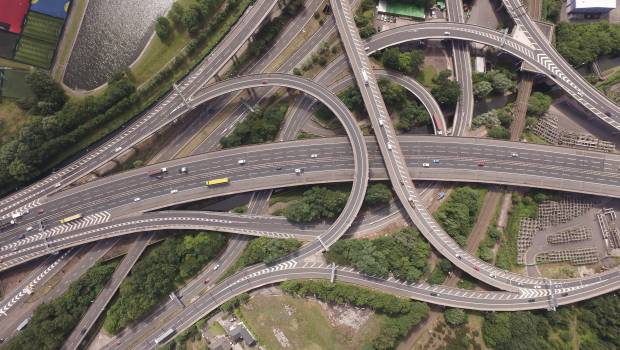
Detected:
[63,0,174,90]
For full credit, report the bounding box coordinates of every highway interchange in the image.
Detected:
[0,0,619,347]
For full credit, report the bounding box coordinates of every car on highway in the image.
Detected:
[25,226,33,232]
[295,168,303,175]
[387,143,393,150]
[456,254,461,260]
[432,159,439,164]
[310,154,318,158]
[511,153,519,157]
[276,166,282,170]
[37,208,45,215]
[534,285,542,289]
[213,264,220,270]
[490,274,496,279]
[261,81,267,85]
[179,167,188,174]
[134,197,141,202]
[379,119,384,126]
[238,159,246,165]
[561,292,569,297]
[528,299,536,302]
[54,182,62,188]
[605,111,612,117]
[444,31,451,35]
[474,265,480,271]
[477,161,485,167]
[422,163,430,168]
[114,146,122,152]
[430,292,439,296]
[170,189,178,194]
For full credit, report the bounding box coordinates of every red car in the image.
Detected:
[477,161,485,167]
[474,266,480,271]
[261,81,268,85]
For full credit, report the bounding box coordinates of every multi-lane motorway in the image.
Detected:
[2,135,619,269]
[1,0,620,347]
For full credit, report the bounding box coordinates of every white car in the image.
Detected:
[54,182,62,188]
[511,153,519,158]
[295,168,303,175]
[213,264,220,270]
[25,226,33,232]
[310,154,318,158]
[444,31,451,35]
[133,197,141,202]
[179,167,188,174]
[238,159,246,165]
[114,146,122,152]
[170,189,178,194]
[387,143,393,150]
[422,163,430,168]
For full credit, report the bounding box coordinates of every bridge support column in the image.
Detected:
[547,279,557,311]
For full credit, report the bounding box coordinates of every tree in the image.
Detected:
[155,16,172,40]
[382,48,401,71]
[555,22,620,66]
[24,70,67,115]
[487,126,510,139]
[473,81,493,99]
[444,308,468,326]
[364,183,392,207]
[183,4,203,35]
[168,2,185,27]
[527,92,552,117]
[491,72,515,94]
[431,70,461,107]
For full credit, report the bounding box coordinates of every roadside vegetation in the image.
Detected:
[542,0,562,22]
[282,183,394,223]
[326,227,431,283]
[426,258,454,285]
[220,100,289,148]
[355,0,379,38]
[2,260,119,350]
[472,105,513,139]
[472,69,517,100]
[379,47,425,75]
[433,186,487,246]
[482,293,619,349]
[0,0,255,195]
[431,69,462,108]
[219,237,301,280]
[281,280,430,349]
[103,231,227,334]
[555,21,620,67]
[314,79,430,131]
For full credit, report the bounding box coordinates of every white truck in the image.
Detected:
[362,70,369,85]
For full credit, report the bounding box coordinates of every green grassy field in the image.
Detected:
[14,12,64,68]
[240,294,383,350]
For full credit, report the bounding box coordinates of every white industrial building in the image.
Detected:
[567,0,616,15]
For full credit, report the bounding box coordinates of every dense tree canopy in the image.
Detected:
[155,16,172,40]
[2,261,117,350]
[527,92,552,117]
[381,47,424,74]
[473,81,493,99]
[220,102,288,148]
[103,232,227,334]
[431,70,461,107]
[285,186,349,223]
[444,308,468,326]
[20,70,67,115]
[433,186,486,246]
[364,183,393,207]
[326,228,431,282]
[236,237,301,265]
[555,21,620,66]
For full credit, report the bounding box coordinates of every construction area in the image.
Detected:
[530,114,616,152]
[515,196,620,269]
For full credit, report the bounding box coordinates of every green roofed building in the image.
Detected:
[377,0,426,19]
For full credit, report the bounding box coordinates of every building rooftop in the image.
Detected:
[572,0,616,9]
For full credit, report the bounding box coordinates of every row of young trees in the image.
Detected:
[103,231,227,334]
[325,227,431,282]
